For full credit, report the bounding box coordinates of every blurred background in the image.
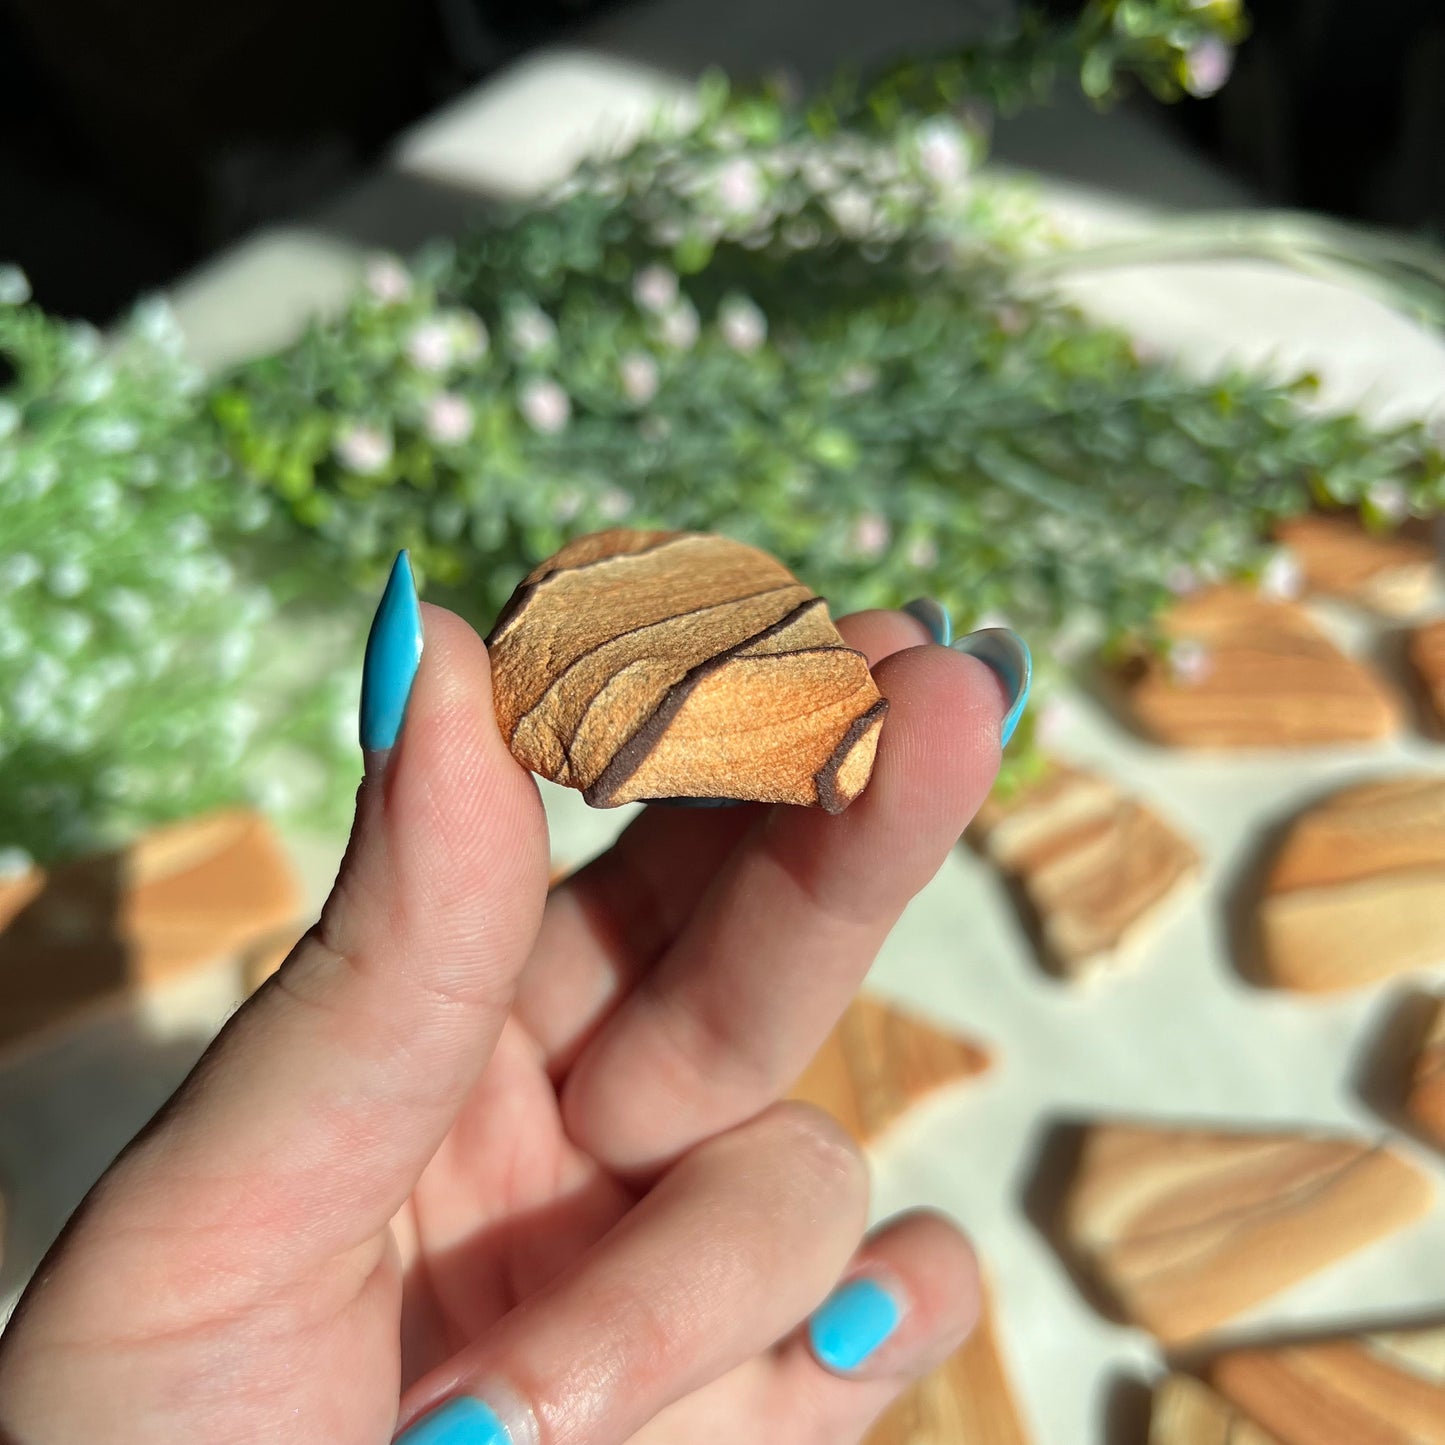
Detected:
[4,2,1445,1442]
[5,0,1445,321]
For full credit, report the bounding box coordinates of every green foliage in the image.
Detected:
[5,0,1445,857]
[0,277,356,864]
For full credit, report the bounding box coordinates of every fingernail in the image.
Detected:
[395,1397,511,1445]
[808,1276,904,1372]
[951,627,1031,746]
[360,549,423,754]
[903,598,952,646]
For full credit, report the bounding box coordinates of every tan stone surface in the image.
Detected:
[487,529,886,810]
[971,762,1200,981]
[1210,1326,1445,1444]
[1149,1374,1281,1445]
[1122,587,1399,747]
[1276,513,1436,616]
[789,993,990,1145]
[0,810,303,1048]
[1058,1123,1434,1344]
[1409,620,1445,733]
[1258,777,1445,992]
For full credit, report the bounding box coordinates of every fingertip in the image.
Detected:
[805,1208,982,1382]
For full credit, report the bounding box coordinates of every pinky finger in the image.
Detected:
[770,1209,982,1443]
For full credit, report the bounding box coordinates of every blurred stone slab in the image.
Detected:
[0,810,303,1050]
[1275,513,1436,617]
[970,762,1200,982]
[1409,619,1445,734]
[1120,588,1399,748]
[1057,1122,1433,1344]
[1406,995,1445,1150]
[1149,1374,1280,1445]
[867,1285,1031,1445]
[1209,1326,1445,1445]
[1258,777,1445,993]
[789,994,990,1145]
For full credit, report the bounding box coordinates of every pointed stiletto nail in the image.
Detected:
[808,1277,904,1372]
[359,549,423,755]
[952,627,1031,746]
[394,1397,512,1445]
[903,598,953,646]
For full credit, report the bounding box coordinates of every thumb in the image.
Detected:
[119,555,550,1265]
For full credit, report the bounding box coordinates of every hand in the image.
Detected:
[0,578,1015,1445]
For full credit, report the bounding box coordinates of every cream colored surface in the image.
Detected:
[5,23,1445,1445]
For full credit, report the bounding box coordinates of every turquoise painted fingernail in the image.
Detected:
[360,549,423,753]
[903,598,952,646]
[395,1397,511,1445]
[808,1277,903,1372]
[952,627,1031,746]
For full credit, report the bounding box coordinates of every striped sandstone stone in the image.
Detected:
[1057,1123,1433,1344]
[487,530,886,810]
[1258,777,1445,992]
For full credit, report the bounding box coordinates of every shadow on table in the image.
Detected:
[312,168,504,259]
[0,859,213,1307]
[1352,988,1443,1149]
[1019,1116,1135,1332]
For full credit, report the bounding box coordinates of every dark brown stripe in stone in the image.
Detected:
[506,582,806,744]
[582,598,845,805]
[814,697,889,814]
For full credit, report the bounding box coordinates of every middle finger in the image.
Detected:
[560,638,1009,1174]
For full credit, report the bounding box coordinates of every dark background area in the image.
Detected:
[2,0,1443,324]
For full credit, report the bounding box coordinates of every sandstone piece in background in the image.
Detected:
[1057,1122,1433,1344]
[867,1285,1032,1445]
[1210,1326,1445,1444]
[970,761,1200,982]
[1120,587,1399,747]
[0,810,303,1049]
[789,994,990,1145]
[1406,995,1445,1149]
[1258,776,1445,992]
[1149,1374,1281,1445]
[1275,513,1436,617]
[1408,619,1445,733]
[487,529,887,811]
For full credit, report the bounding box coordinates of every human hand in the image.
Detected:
[0,561,1024,1445]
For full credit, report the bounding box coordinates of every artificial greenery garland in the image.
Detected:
[0,272,356,865]
[4,0,1444,861]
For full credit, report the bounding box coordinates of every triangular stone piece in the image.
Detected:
[1209,1326,1445,1444]
[1057,1123,1433,1344]
[1258,777,1445,992]
[867,1286,1032,1445]
[1150,1375,1281,1445]
[1406,995,1445,1150]
[0,810,303,1049]
[1409,620,1445,734]
[789,994,989,1144]
[1275,513,1436,617]
[1120,587,1399,747]
[970,761,1200,982]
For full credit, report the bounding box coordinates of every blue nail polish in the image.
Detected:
[951,627,1031,746]
[808,1277,903,1372]
[360,549,423,753]
[395,1397,511,1445]
[903,598,953,646]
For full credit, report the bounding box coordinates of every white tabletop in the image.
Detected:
[6,16,1445,1443]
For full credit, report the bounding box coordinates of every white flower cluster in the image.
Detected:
[0,271,299,859]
